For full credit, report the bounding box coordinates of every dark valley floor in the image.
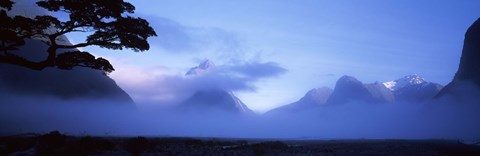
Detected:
[1,131,480,156]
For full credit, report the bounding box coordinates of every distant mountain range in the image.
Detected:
[179,60,444,115]
[178,17,480,114]
[178,59,447,115]
[266,74,443,114]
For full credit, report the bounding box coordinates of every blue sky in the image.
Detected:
[68,0,480,112]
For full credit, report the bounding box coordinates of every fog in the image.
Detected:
[2,0,479,142]
[1,82,479,141]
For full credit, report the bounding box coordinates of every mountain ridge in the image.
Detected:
[266,74,443,114]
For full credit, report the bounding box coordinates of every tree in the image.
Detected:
[1,0,46,54]
[0,0,157,73]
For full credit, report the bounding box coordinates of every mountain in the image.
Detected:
[180,60,254,114]
[384,74,443,102]
[185,59,215,76]
[451,18,480,86]
[383,74,427,92]
[298,87,333,105]
[267,74,444,114]
[327,75,394,105]
[0,1,134,106]
[0,39,134,106]
[437,18,480,98]
[266,87,332,114]
[180,90,253,113]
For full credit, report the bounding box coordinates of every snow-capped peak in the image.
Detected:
[383,74,427,91]
[185,59,215,76]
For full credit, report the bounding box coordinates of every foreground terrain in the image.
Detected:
[1,131,479,156]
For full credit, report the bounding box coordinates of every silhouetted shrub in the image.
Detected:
[252,141,289,156]
[36,131,67,155]
[185,138,204,147]
[125,136,152,156]
[253,141,288,149]
[1,136,36,155]
[237,140,248,147]
[68,136,115,155]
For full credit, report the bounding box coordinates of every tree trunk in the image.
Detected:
[46,45,57,66]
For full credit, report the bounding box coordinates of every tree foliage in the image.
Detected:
[0,0,13,10]
[0,0,157,73]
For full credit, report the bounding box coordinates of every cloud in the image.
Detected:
[110,60,287,105]
[317,73,336,77]
[223,62,287,79]
[2,89,480,139]
[144,15,244,56]
[143,17,194,52]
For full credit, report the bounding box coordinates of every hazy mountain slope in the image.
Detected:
[327,75,393,105]
[266,87,332,114]
[0,1,134,105]
[180,60,254,114]
[0,39,135,105]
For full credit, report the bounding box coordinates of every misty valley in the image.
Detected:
[1,0,480,155]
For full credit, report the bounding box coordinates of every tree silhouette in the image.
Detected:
[0,0,156,73]
[1,0,47,55]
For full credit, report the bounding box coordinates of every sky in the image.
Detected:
[3,0,480,139]
[60,0,480,113]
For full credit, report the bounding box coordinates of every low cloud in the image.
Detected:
[110,60,287,105]
[2,87,480,139]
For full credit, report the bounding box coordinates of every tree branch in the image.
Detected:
[0,53,50,70]
[56,42,92,49]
